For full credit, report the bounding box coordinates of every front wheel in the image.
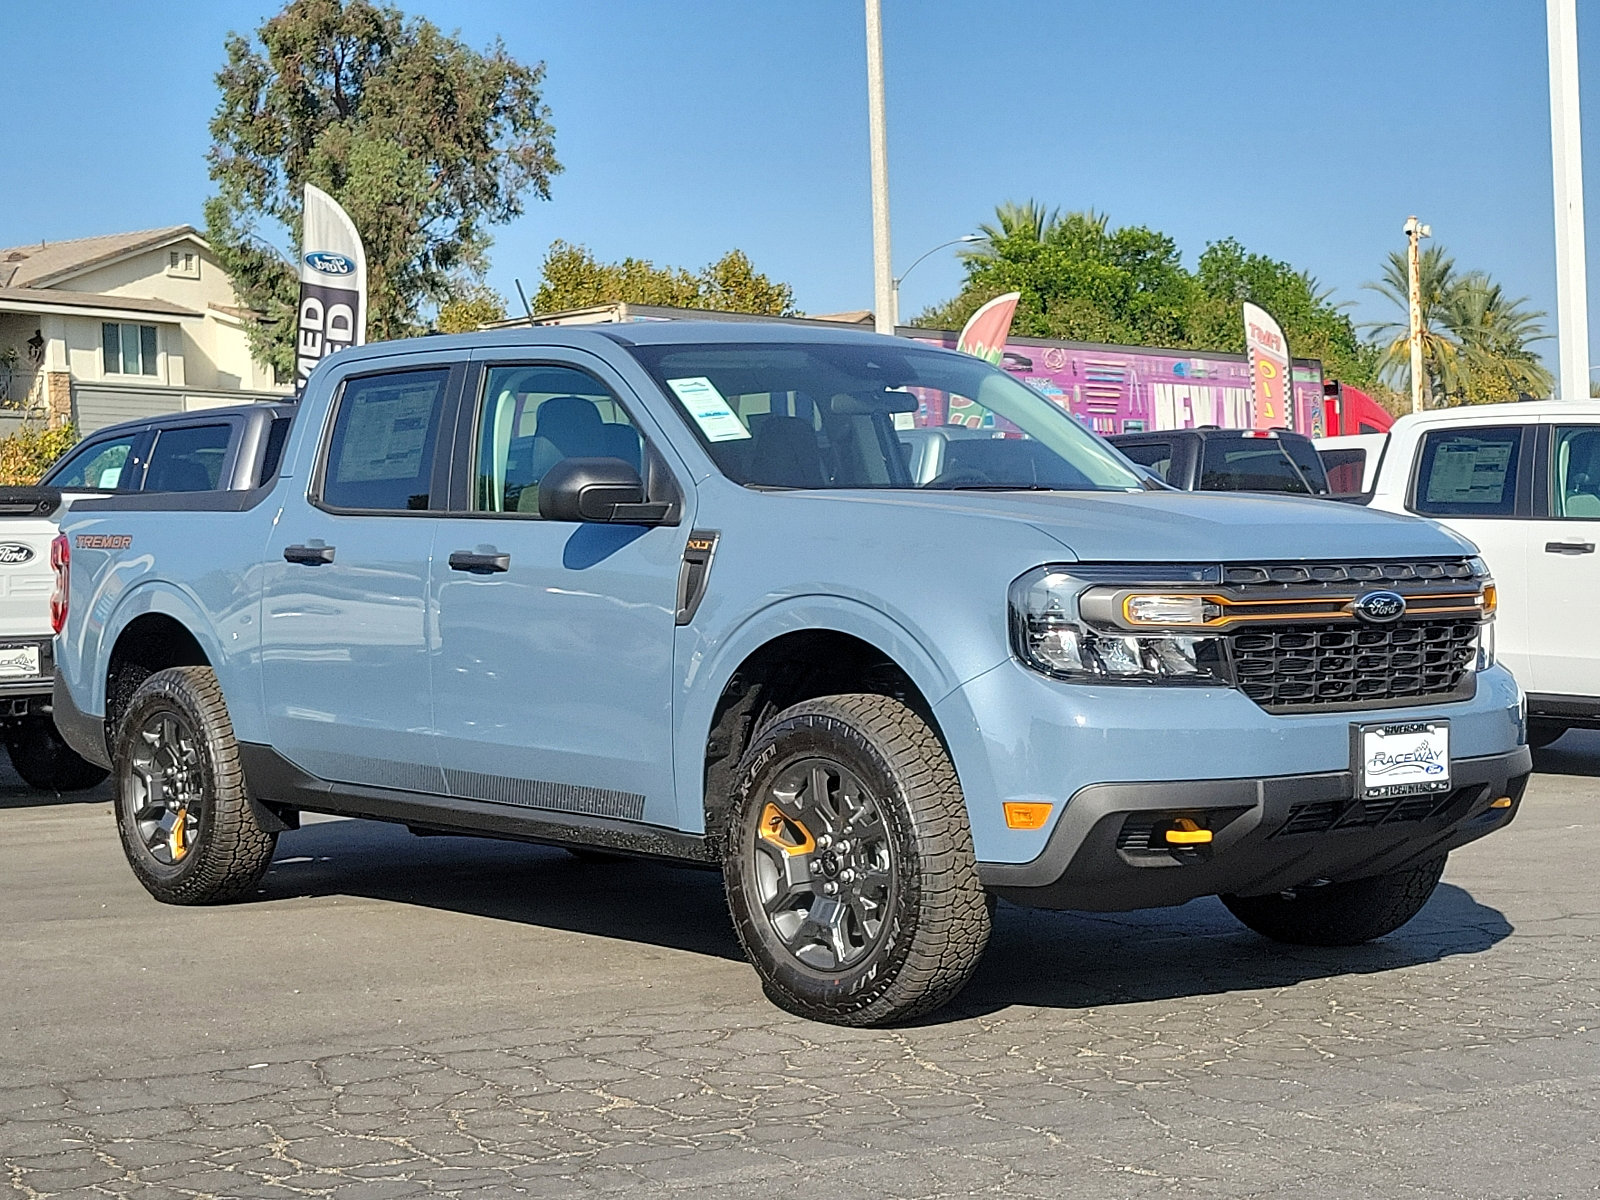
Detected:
[6,715,108,792]
[112,666,277,904]
[722,693,991,1026]
[1222,856,1448,946]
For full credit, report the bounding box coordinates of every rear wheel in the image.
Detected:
[722,693,990,1026]
[5,715,108,793]
[113,666,276,904]
[1222,856,1447,946]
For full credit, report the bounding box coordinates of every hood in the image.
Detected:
[802,488,1476,563]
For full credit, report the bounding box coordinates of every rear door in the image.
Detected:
[1406,421,1534,682]
[426,354,689,829]
[1521,421,1600,699]
[260,361,459,790]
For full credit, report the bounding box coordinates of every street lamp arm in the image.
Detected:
[894,236,981,287]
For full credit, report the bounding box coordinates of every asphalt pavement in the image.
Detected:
[3,734,1598,1199]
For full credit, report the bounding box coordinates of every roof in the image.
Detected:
[0,286,198,319]
[1388,399,1600,432]
[0,226,200,289]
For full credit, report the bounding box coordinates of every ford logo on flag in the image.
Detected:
[0,542,34,565]
[304,252,355,276]
[1353,590,1407,624]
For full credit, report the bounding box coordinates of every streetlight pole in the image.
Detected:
[864,0,894,336]
[1549,0,1589,401]
[1404,215,1431,413]
[891,235,981,328]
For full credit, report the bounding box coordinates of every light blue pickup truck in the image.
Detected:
[52,324,1530,1025]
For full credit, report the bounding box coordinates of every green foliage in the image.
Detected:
[206,0,561,374]
[916,202,1379,389]
[434,286,508,333]
[1364,246,1552,406]
[533,242,797,316]
[0,423,78,486]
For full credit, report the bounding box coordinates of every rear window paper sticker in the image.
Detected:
[668,377,751,442]
[1426,439,1513,504]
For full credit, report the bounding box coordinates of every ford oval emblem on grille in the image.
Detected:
[0,542,34,565]
[1353,590,1406,623]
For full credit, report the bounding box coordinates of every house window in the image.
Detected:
[102,323,159,377]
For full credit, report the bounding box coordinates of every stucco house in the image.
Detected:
[0,226,289,435]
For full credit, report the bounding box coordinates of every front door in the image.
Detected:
[260,364,454,790]
[1407,422,1533,683]
[1522,422,1600,699]
[428,359,688,828]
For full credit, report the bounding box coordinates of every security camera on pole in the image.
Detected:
[1404,215,1431,414]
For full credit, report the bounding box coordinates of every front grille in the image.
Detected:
[1230,618,1478,711]
[1275,785,1482,836]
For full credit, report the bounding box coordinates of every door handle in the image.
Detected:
[1544,541,1596,555]
[448,550,511,574]
[283,544,335,565]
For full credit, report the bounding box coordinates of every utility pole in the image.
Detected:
[1548,0,1589,401]
[1404,215,1431,413]
[864,0,894,336]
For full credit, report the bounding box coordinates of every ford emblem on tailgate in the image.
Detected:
[0,543,34,565]
[1353,590,1406,623]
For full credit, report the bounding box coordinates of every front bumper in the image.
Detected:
[979,745,1530,911]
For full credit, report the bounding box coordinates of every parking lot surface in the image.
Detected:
[3,736,1598,1199]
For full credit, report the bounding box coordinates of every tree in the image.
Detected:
[1364,246,1551,406]
[0,423,77,486]
[205,0,560,375]
[434,286,508,333]
[532,242,797,316]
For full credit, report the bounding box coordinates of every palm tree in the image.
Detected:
[1443,275,1553,402]
[962,200,1065,263]
[1364,244,1465,405]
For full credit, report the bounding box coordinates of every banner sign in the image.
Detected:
[956,292,1021,366]
[295,184,367,394]
[1242,301,1291,429]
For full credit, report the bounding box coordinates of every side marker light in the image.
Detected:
[1004,802,1054,830]
[1490,796,1513,809]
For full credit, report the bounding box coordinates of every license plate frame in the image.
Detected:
[1353,720,1451,800]
[0,643,42,681]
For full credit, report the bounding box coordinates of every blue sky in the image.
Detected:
[2,1,1594,369]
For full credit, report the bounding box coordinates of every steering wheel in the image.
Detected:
[925,468,995,489]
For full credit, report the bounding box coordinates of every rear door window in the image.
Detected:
[44,432,146,490]
[319,369,450,512]
[1412,426,1524,517]
[1115,441,1174,481]
[143,424,232,492]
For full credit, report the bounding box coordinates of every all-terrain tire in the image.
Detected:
[1526,719,1567,750]
[113,666,276,904]
[1222,855,1448,946]
[6,716,108,792]
[723,693,990,1026]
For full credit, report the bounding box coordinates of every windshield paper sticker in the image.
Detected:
[668,377,751,442]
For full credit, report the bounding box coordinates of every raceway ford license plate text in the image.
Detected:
[1355,720,1451,799]
[0,644,41,680]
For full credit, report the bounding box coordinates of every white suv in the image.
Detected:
[1352,400,1600,746]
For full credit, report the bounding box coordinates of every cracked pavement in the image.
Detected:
[3,734,1598,1199]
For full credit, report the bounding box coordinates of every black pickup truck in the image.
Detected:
[1108,427,1332,496]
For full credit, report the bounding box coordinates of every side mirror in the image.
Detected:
[538,457,671,524]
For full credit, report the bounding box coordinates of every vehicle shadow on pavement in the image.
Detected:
[947,882,1511,1020]
[0,771,110,809]
[1532,728,1600,779]
[260,816,747,962]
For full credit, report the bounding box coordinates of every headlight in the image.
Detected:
[1009,567,1227,684]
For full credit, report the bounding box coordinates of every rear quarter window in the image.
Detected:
[1114,441,1174,481]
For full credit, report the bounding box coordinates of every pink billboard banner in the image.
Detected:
[908,332,1326,437]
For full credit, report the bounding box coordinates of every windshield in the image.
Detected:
[628,341,1143,492]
